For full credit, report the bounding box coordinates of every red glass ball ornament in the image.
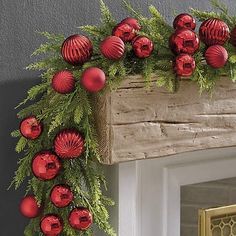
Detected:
[54,129,84,159]
[199,18,230,46]
[61,35,93,65]
[50,185,73,208]
[173,13,196,30]
[20,116,42,140]
[100,36,125,60]
[169,29,200,55]
[174,54,196,77]
[68,207,93,231]
[52,70,75,94]
[112,22,136,42]
[120,17,141,31]
[32,151,61,181]
[40,214,63,235]
[205,45,228,69]
[132,36,154,58]
[81,67,106,92]
[230,27,236,47]
[19,195,41,218]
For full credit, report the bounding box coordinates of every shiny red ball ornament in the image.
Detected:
[20,116,42,140]
[81,67,106,92]
[50,185,73,208]
[61,34,93,65]
[199,18,230,46]
[19,195,41,218]
[173,13,196,30]
[40,214,63,236]
[230,27,236,47]
[54,129,84,159]
[69,207,93,230]
[205,45,228,69]
[132,36,154,58]
[52,70,75,94]
[120,17,141,31]
[112,22,136,42]
[100,36,125,60]
[32,151,61,181]
[169,29,200,55]
[174,54,196,77]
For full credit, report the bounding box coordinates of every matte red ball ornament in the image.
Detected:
[120,17,141,31]
[50,185,73,208]
[54,129,84,159]
[205,45,228,68]
[52,70,75,94]
[174,54,196,77]
[199,18,230,46]
[169,29,200,55]
[100,36,125,60]
[19,195,41,218]
[40,214,63,236]
[81,67,106,92]
[20,116,42,140]
[132,36,154,58]
[230,27,236,47]
[32,151,61,181]
[69,207,93,230]
[112,22,136,42]
[61,35,93,65]
[173,13,196,30]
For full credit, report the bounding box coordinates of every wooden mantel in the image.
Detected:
[96,75,236,164]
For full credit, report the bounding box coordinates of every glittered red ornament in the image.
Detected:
[81,67,106,92]
[100,36,125,60]
[40,214,63,235]
[230,27,236,47]
[19,195,41,218]
[174,54,196,77]
[120,17,141,31]
[54,129,84,159]
[169,29,200,55]
[68,207,93,231]
[52,70,75,94]
[199,18,230,46]
[32,151,61,181]
[132,36,154,58]
[50,185,73,208]
[205,45,228,68]
[112,22,136,42]
[173,13,196,30]
[20,116,42,140]
[61,35,93,65]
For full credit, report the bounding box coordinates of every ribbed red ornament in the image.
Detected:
[52,70,75,94]
[112,22,136,42]
[205,45,228,68]
[19,195,41,218]
[174,54,196,77]
[199,18,230,46]
[54,129,84,159]
[132,36,154,58]
[169,29,200,55]
[40,214,63,235]
[173,13,196,30]
[120,17,141,30]
[230,27,236,47]
[61,35,93,65]
[68,207,93,231]
[100,36,125,60]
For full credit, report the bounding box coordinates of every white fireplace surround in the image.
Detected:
[117,147,236,236]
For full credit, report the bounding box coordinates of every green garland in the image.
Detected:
[10,0,236,235]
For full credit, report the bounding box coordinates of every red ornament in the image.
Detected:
[20,116,42,140]
[19,195,41,218]
[173,13,196,30]
[32,151,61,181]
[174,54,196,77]
[61,35,93,65]
[50,185,73,208]
[199,18,230,46]
[40,214,63,235]
[230,27,236,47]
[169,29,200,55]
[52,70,75,94]
[100,36,125,60]
[68,207,93,230]
[54,129,84,159]
[81,67,106,92]
[112,22,136,42]
[132,36,154,58]
[205,45,228,68]
[120,17,141,31]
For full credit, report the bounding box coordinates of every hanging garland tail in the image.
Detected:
[10,0,236,235]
